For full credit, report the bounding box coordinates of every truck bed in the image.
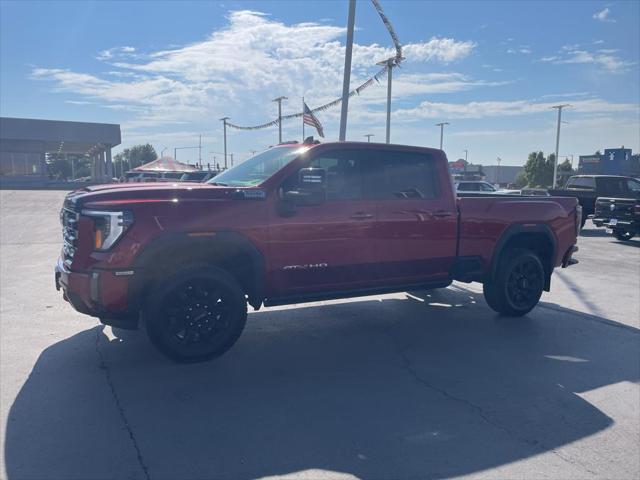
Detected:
[457,194,579,271]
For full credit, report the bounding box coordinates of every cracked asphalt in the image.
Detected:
[1,189,639,480]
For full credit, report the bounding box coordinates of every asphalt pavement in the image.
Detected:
[1,189,639,480]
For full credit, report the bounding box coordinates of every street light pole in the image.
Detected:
[376,58,394,144]
[464,149,468,162]
[220,117,230,169]
[436,122,449,150]
[364,134,374,143]
[552,104,571,188]
[273,97,287,144]
[338,0,356,141]
[496,157,502,185]
[198,134,202,166]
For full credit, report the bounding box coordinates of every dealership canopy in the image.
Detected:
[131,157,198,173]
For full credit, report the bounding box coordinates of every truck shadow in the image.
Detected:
[5,287,640,479]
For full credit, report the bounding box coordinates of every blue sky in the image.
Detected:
[1,0,638,166]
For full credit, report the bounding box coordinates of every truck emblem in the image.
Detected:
[610,204,616,212]
[283,263,328,270]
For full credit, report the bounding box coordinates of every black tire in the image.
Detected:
[483,248,545,317]
[143,266,247,363]
[614,230,635,241]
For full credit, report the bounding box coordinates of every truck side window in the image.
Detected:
[375,152,438,200]
[566,177,595,189]
[307,152,364,201]
[627,178,640,194]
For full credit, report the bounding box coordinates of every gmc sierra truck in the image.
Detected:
[56,141,580,362]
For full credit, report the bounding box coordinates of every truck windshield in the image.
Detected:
[208,146,309,187]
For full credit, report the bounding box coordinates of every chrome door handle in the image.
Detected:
[350,212,373,220]
[432,211,453,218]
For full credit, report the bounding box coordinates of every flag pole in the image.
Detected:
[302,96,305,142]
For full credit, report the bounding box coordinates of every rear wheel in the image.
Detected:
[143,267,247,363]
[483,248,545,317]
[614,230,635,241]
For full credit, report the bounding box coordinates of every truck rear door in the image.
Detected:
[373,150,457,284]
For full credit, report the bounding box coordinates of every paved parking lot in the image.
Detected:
[1,189,639,480]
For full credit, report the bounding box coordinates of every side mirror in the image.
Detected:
[282,167,327,207]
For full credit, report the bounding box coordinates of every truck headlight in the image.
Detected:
[82,210,134,251]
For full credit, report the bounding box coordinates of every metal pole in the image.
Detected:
[273,97,287,144]
[230,153,234,167]
[198,135,202,164]
[464,149,468,162]
[386,62,392,143]
[496,157,501,185]
[436,122,449,150]
[364,134,374,142]
[220,117,229,169]
[174,147,177,160]
[551,104,570,188]
[338,0,356,141]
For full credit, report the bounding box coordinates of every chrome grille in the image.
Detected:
[61,203,80,267]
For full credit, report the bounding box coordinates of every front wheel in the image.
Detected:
[483,248,545,317]
[614,230,635,241]
[143,267,247,363]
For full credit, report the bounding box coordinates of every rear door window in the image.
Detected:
[566,177,595,189]
[372,151,438,200]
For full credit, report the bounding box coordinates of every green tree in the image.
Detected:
[522,151,557,188]
[514,171,528,188]
[114,144,157,174]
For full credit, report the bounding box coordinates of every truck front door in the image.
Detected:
[268,148,377,296]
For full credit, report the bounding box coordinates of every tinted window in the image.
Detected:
[566,177,595,189]
[627,178,640,193]
[457,182,474,191]
[598,177,628,196]
[480,183,496,192]
[374,151,438,200]
[309,153,363,200]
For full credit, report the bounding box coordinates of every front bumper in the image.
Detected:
[55,257,138,327]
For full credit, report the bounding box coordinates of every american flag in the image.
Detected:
[303,102,324,138]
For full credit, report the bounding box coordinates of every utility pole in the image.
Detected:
[552,104,571,188]
[376,58,394,144]
[198,135,202,165]
[436,122,449,150]
[364,134,374,143]
[338,0,356,141]
[273,96,287,144]
[220,117,229,169]
[464,149,468,162]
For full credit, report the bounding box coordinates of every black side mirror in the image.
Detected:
[282,167,327,207]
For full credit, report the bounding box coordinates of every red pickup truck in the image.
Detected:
[56,141,580,362]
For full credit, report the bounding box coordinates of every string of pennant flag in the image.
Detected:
[226,0,403,131]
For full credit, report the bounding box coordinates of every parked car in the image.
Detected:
[56,141,580,362]
[549,175,640,227]
[593,196,640,241]
[455,181,497,193]
[179,171,217,183]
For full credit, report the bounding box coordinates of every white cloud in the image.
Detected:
[391,98,638,121]
[593,7,615,23]
[539,45,634,73]
[31,10,478,129]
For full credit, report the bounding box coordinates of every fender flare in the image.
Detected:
[130,231,266,309]
[490,223,557,290]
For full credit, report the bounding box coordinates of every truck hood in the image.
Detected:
[65,182,243,209]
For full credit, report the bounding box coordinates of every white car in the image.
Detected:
[455,181,497,193]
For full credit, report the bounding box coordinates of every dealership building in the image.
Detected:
[579,148,640,176]
[0,117,121,183]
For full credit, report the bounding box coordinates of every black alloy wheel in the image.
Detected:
[483,248,545,317]
[144,267,247,363]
